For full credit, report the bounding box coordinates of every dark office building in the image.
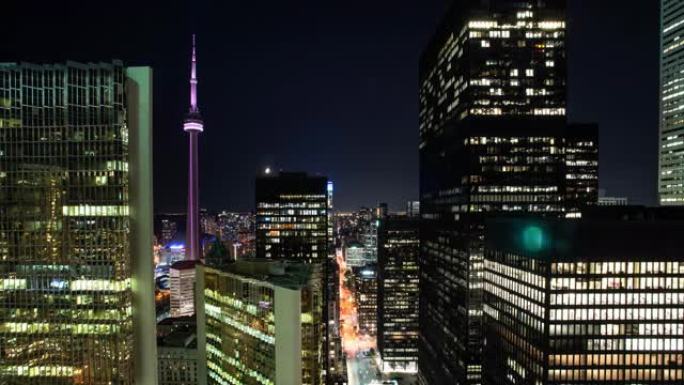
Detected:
[156,213,186,246]
[327,258,346,384]
[483,212,684,385]
[563,124,599,215]
[378,216,420,374]
[353,264,378,337]
[417,1,596,384]
[255,171,329,261]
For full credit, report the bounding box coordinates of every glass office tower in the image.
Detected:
[418,1,585,384]
[660,0,684,205]
[0,61,156,384]
[377,216,420,374]
[483,215,684,385]
[198,261,325,385]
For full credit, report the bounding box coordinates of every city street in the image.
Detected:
[347,354,381,385]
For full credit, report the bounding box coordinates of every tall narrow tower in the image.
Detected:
[184,34,203,260]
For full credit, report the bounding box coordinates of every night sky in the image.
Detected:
[5,1,659,212]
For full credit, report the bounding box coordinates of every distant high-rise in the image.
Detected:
[198,261,325,385]
[353,264,378,337]
[344,240,369,267]
[169,260,198,318]
[377,216,420,374]
[156,213,186,246]
[418,1,590,384]
[660,0,684,205]
[184,34,204,260]
[200,208,218,237]
[406,201,420,217]
[564,124,599,214]
[0,61,156,384]
[254,171,331,383]
[483,212,684,385]
[255,171,329,261]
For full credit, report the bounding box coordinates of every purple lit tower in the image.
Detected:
[184,34,203,261]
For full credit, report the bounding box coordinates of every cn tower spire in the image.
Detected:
[184,34,203,261]
[190,34,198,111]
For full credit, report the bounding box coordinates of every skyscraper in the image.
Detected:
[184,35,204,260]
[198,261,326,385]
[377,215,420,374]
[254,171,331,382]
[0,61,156,384]
[419,1,577,384]
[255,171,329,261]
[169,260,198,318]
[660,0,684,205]
[353,264,378,338]
[564,124,599,215]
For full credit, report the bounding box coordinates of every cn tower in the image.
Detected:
[184,34,203,261]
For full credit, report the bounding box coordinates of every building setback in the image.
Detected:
[0,61,156,384]
[483,213,684,384]
[377,215,420,374]
[418,1,597,384]
[198,261,325,385]
[660,0,684,205]
[254,170,334,383]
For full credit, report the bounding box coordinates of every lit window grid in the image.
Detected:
[157,347,199,385]
[256,198,328,261]
[419,17,566,143]
[204,272,278,385]
[484,252,684,384]
[0,62,135,384]
[378,224,420,373]
[203,266,325,385]
[660,0,684,205]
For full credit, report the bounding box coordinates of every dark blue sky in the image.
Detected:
[5,1,659,211]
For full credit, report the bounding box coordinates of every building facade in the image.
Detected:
[598,196,629,207]
[417,1,598,384]
[483,215,684,384]
[377,216,420,374]
[563,124,599,215]
[157,318,201,385]
[353,264,378,338]
[198,261,325,385]
[0,61,156,384]
[255,172,329,262]
[170,260,198,318]
[660,0,684,205]
[345,241,368,268]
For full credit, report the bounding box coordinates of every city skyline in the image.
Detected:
[3,2,683,385]
[4,0,659,212]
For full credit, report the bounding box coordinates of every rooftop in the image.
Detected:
[485,215,684,261]
[206,259,321,290]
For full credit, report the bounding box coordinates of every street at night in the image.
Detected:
[337,248,382,384]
